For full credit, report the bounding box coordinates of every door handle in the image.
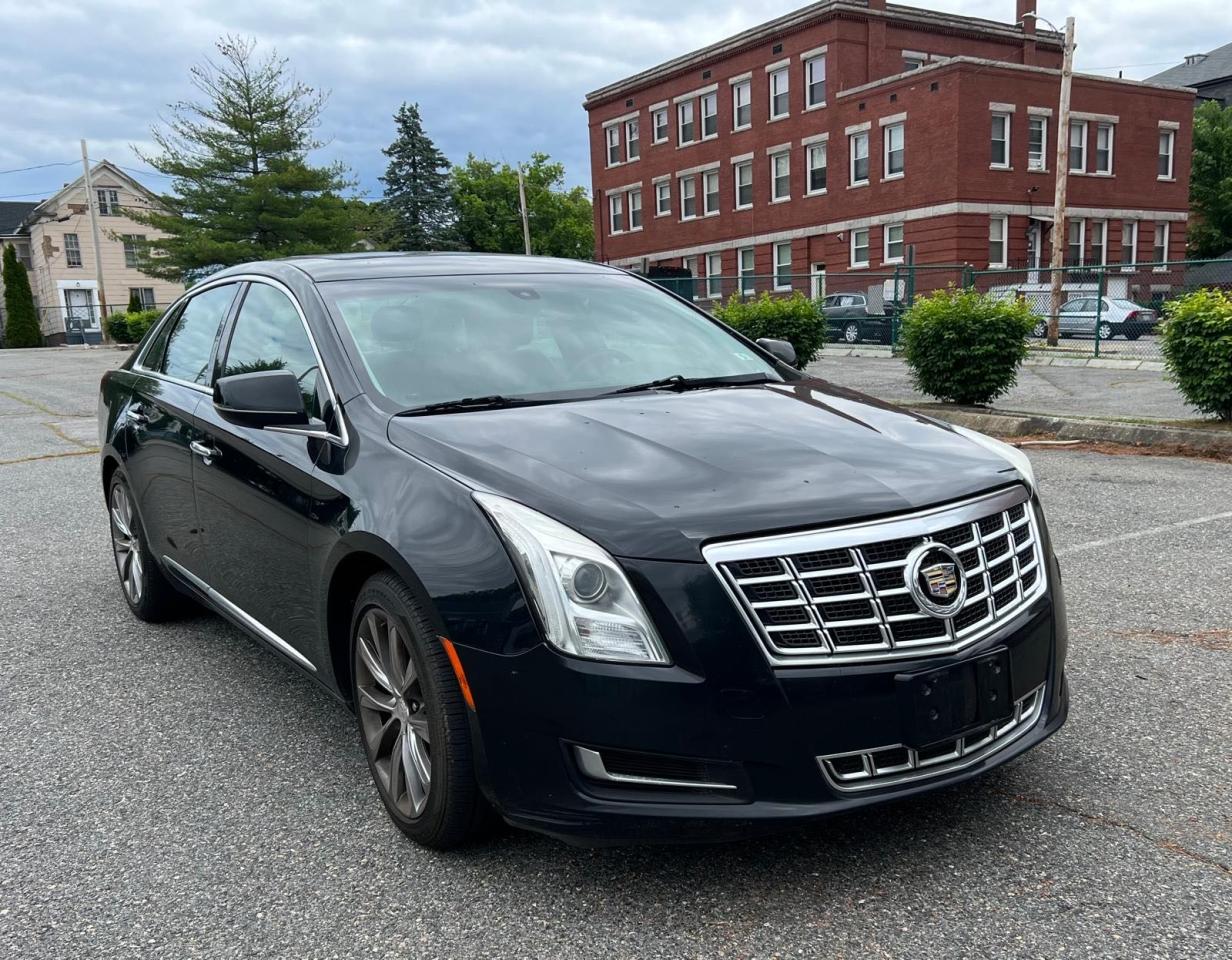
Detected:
[127,405,149,425]
[189,440,222,465]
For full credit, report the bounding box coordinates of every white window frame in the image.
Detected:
[1094,122,1114,175]
[608,193,624,234]
[677,100,696,145]
[1120,220,1138,270]
[652,108,668,144]
[732,80,752,130]
[1153,222,1170,270]
[770,151,790,202]
[903,54,926,71]
[130,287,156,310]
[804,54,826,109]
[990,113,1010,169]
[97,188,119,216]
[850,228,870,269]
[655,180,671,217]
[769,68,789,120]
[63,233,82,268]
[884,222,905,264]
[1069,120,1087,173]
[703,169,720,216]
[122,234,143,269]
[606,126,621,167]
[739,247,756,294]
[988,215,1008,268]
[1028,115,1047,171]
[806,141,827,195]
[849,131,870,186]
[679,175,697,220]
[883,122,904,179]
[734,161,753,209]
[625,118,640,161]
[701,92,718,139]
[706,252,724,299]
[1090,219,1107,265]
[1067,218,1086,267]
[773,241,792,290]
[1158,129,1176,180]
[628,188,642,231]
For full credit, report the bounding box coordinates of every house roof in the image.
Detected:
[1148,42,1232,87]
[24,160,165,223]
[0,201,39,236]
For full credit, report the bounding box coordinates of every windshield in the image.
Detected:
[318,272,781,409]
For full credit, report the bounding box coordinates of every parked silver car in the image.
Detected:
[1033,297,1158,341]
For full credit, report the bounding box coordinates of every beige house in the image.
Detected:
[0,161,184,344]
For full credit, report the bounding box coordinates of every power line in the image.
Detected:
[0,190,53,200]
[0,160,77,178]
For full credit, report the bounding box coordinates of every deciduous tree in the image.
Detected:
[1189,100,1232,259]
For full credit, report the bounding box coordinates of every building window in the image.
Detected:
[1090,220,1107,265]
[773,241,792,290]
[1028,115,1047,171]
[806,142,827,194]
[883,122,904,178]
[628,189,642,230]
[703,170,720,215]
[850,229,870,268]
[988,216,1008,267]
[1067,218,1085,266]
[625,119,640,161]
[609,194,624,233]
[805,54,826,108]
[122,234,144,269]
[769,68,789,120]
[849,131,869,185]
[678,101,696,145]
[1068,120,1087,173]
[606,126,621,166]
[1120,220,1138,268]
[64,233,82,267]
[706,252,723,299]
[701,92,718,139]
[990,113,1010,168]
[679,175,696,219]
[652,108,668,144]
[129,287,156,310]
[97,189,119,215]
[655,180,671,216]
[735,161,753,208]
[771,151,790,201]
[903,54,926,71]
[739,247,756,294]
[1094,123,1114,174]
[884,223,905,263]
[1158,129,1175,179]
[1153,222,1169,266]
[733,80,752,130]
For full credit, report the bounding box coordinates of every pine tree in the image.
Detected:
[2,244,42,348]
[379,103,456,250]
[128,36,356,281]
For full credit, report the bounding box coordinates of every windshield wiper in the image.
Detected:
[605,373,776,396]
[395,395,534,417]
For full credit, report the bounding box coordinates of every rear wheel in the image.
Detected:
[107,474,178,621]
[843,321,861,344]
[352,572,492,849]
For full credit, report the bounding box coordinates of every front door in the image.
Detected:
[64,289,101,345]
[1027,223,1042,284]
[811,264,826,300]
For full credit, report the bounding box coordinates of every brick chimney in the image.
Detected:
[867,0,886,9]
[1017,0,1037,65]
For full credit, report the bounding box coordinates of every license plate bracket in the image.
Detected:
[897,647,1012,748]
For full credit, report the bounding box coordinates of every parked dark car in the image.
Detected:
[821,292,894,344]
[99,254,1068,848]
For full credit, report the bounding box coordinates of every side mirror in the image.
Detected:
[213,369,309,428]
[757,337,798,367]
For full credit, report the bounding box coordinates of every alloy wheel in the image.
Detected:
[109,483,144,605]
[355,606,433,817]
[1097,322,1113,340]
[844,323,860,344]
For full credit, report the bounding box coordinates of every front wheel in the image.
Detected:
[1032,320,1047,339]
[352,572,492,849]
[843,321,861,344]
[1097,321,1114,341]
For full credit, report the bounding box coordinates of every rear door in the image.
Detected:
[122,284,240,579]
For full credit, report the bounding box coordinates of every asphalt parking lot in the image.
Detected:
[2,347,1229,959]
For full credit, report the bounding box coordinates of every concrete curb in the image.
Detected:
[822,348,1164,369]
[912,406,1232,455]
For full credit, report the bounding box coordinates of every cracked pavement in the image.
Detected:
[1,347,1229,959]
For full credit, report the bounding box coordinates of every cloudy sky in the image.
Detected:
[0,0,1218,205]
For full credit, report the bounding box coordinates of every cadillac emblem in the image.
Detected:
[904,542,967,618]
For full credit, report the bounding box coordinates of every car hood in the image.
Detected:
[386,379,1021,562]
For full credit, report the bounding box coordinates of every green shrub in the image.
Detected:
[2,244,42,348]
[107,312,133,343]
[713,292,825,366]
[127,290,144,314]
[899,286,1034,405]
[106,308,161,345]
[1161,288,1232,420]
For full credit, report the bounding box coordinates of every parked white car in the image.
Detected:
[1033,297,1159,341]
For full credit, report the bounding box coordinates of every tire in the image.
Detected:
[843,321,861,344]
[1032,320,1047,339]
[351,571,493,849]
[1097,321,1114,341]
[107,473,179,622]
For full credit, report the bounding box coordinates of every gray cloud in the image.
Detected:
[0,0,1218,204]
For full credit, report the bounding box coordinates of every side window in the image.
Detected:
[222,283,321,417]
[139,305,182,372]
[159,285,237,384]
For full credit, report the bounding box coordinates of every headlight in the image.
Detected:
[949,424,1038,493]
[474,494,671,665]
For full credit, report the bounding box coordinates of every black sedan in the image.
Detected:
[99,254,1068,848]
[821,293,894,344]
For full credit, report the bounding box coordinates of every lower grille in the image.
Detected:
[817,685,1046,792]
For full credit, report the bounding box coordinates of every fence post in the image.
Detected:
[1093,267,1106,358]
[962,264,975,290]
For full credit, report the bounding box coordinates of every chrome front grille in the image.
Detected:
[817,684,1046,792]
[703,486,1046,666]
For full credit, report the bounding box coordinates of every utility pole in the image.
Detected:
[80,138,110,343]
[517,165,532,256]
[1046,16,1075,346]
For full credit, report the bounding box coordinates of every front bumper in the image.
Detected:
[457,549,1069,845]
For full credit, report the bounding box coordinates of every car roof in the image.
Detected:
[209,252,623,284]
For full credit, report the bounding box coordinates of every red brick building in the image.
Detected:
[583,0,1194,299]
